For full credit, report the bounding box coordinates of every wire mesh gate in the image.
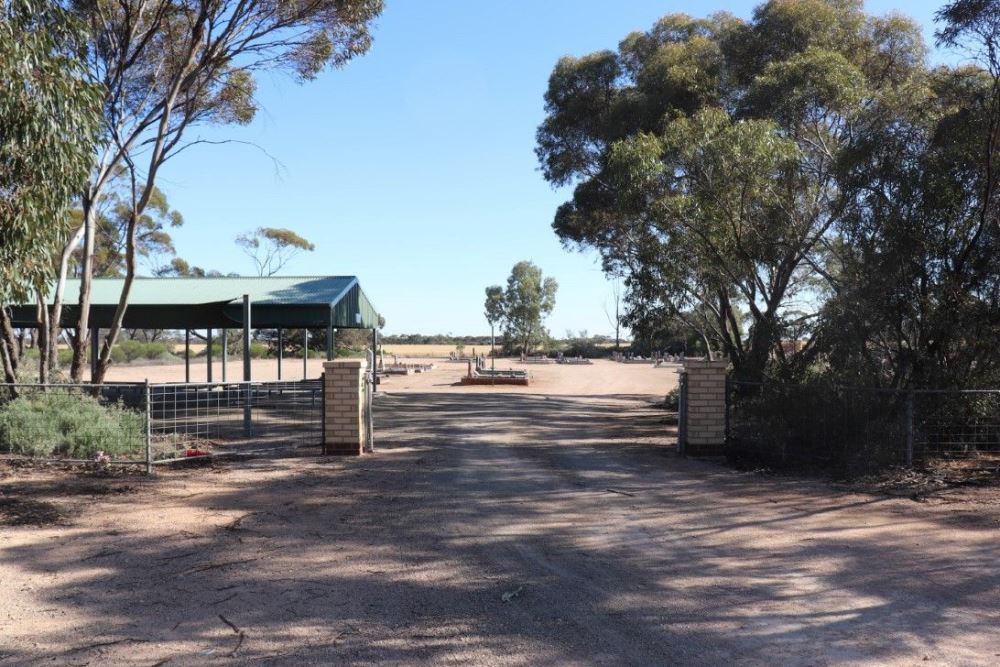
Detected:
[727,380,1000,472]
[149,380,323,461]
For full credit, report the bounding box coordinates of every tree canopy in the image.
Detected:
[236,227,316,277]
[485,262,558,355]
[0,0,102,381]
[536,0,1000,387]
[0,1,101,304]
[47,0,383,383]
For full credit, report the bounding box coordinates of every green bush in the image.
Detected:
[664,386,680,411]
[108,340,175,364]
[0,391,145,459]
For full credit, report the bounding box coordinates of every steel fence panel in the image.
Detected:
[0,382,148,466]
[728,380,1000,472]
[148,380,323,461]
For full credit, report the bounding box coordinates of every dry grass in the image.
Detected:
[380,343,489,358]
[169,342,207,354]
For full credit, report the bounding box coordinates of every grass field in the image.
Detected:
[380,343,489,358]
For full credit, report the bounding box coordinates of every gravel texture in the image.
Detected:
[1,366,998,665]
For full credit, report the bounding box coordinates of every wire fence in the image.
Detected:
[0,382,150,467]
[0,378,324,470]
[149,380,323,461]
[727,380,1000,473]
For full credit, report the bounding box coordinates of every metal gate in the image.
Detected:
[149,379,323,461]
[363,353,375,453]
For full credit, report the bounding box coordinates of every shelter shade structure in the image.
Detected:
[11,276,380,382]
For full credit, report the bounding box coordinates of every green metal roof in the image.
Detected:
[10,276,380,330]
[51,276,358,306]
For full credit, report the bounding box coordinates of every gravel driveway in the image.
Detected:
[1,390,998,665]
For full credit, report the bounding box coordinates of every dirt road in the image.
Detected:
[1,388,998,665]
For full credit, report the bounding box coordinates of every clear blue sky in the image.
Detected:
[158,0,948,337]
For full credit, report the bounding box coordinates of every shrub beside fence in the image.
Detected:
[0,383,149,466]
[727,380,1000,474]
[0,378,324,470]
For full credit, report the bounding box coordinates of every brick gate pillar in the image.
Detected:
[680,359,728,456]
[323,359,368,455]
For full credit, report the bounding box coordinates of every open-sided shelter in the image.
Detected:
[9,276,380,381]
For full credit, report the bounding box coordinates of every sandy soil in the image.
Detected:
[1,366,998,665]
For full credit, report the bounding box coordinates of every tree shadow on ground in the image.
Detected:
[0,391,997,665]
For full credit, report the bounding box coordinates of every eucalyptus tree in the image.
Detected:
[0,0,102,382]
[496,261,558,356]
[236,227,316,277]
[57,0,383,383]
[484,285,505,360]
[536,2,927,379]
[801,1,1000,389]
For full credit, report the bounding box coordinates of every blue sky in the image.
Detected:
[157,0,948,336]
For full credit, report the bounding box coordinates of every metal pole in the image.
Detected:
[90,327,98,382]
[491,323,495,385]
[303,329,309,379]
[221,329,227,382]
[242,295,252,434]
[206,328,213,383]
[905,391,915,467]
[242,294,251,382]
[277,327,283,380]
[144,380,152,475]
[372,327,378,393]
[184,329,190,383]
[326,321,334,361]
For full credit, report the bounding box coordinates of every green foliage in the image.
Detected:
[57,0,383,384]
[110,341,174,365]
[0,0,102,304]
[537,0,930,381]
[664,387,680,411]
[557,333,607,359]
[486,262,558,355]
[484,286,505,326]
[0,392,144,459]
[68,180,185,278]
[236,227,316,276]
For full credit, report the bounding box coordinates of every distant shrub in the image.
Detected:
[664,386,680,411]
[0,391,145,458]
[196,340,271,359]
[111,340,175,364]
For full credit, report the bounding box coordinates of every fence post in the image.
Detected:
[677,371,688,457]
[905,390,914,467]
[243,381,253,436]
[724,377,731,449]
[144,380,153,475]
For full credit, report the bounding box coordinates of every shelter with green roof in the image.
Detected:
[9,276,380,382]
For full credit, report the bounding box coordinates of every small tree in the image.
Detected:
[489,261,558,355]
[484,285,505,359]
[236,227,316,276]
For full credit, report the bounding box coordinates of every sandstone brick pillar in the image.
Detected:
[323,359,368,455]
[680,359,728,456]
